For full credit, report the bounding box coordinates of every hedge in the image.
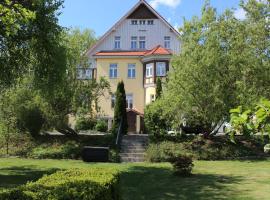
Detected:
[0,168,121,200]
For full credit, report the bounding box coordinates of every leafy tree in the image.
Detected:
[112,81,128,135]
[162,0,270,135]
[156,77,162,99]
[0,0,66,93]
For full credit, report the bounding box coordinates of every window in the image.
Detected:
[111,94,116,108]
[128,64,136,78]
[126,94,133,109]
[109,64,118,78]
[151,94,155,102]
[146,63,153,77]
[156,62,166,76]
[131,20,137,25]
[148,20,154,25]
[139,20,146,25]
[139,36,146,49]
[164,36,171,49]
[77,68,92,80]
[131,36,137,49]
[114,36,121,49]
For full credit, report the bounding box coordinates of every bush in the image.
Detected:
[144,100,172,136]
[0,168,121,200]
[169,154,194,176]
[95,120,108,132]
[75,117,97,131]
[28,141,81,159]
[146,136,268,162]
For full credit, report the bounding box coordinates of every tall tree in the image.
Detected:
[112,81,128,135]
[161,0,270,135]
[0,0,66,94]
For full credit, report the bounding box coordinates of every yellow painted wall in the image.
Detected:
[96,58,145,118]
[145,86,156,105]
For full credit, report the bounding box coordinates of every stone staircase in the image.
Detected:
[120,134,149,162]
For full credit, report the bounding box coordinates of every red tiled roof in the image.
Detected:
[144,45,172,56]
[94,45,172,57]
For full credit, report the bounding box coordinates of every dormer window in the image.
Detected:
[148,20,154,25]
[131,20,138,25]
[139,36,146,49]
[114,36,121,49]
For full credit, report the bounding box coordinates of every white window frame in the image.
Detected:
[139,36,146,49]
[114,36,121,49]
[128,64,136,78]
[156,62,166,76]
[146,63,153,78]
[77,68,92,80]
[164,36,171,49]
[109,64,118,78]
[131,36,137,49]
[126,94,133,109]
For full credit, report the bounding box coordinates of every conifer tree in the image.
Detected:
[156,77,162,99]
[112,81,128,135]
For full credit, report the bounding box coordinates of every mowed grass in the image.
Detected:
[0,158,270,200]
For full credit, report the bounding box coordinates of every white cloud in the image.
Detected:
[149,0,181,9]
[234,8,246,20]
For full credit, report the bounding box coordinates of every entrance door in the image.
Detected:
[127,111,137,133]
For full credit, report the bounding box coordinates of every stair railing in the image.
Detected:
[115,117,123,148]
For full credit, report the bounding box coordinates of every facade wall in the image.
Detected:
[96,58,145,118]
[88,19,180,58]
[145,86,156,105]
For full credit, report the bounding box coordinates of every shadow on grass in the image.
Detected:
[0,166,58,190]
[121,166,243,200]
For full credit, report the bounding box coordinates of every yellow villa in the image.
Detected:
[80,0,180,133]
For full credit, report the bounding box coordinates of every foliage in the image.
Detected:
[112,81,128,135]
[162,0,270,134]
[144,99,172,136]
[0,0,66,93]
[0,168,121,200]
[228,99,270,142]
[168,154,194,176]
[95,120,108,132]
[264,144,270,154]
[75,117,97,131]
[228,106,253,142]
[28,141,81,160]
[146,136,267,162]
[155,77,162,99]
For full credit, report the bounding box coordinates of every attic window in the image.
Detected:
[131,20,138,25]
[148,20,154,25]
[139,20,146,25]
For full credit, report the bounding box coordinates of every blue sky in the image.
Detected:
[59,0,244,37]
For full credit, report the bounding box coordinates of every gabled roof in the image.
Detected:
[93,45,172,57]
[87,0,180,56]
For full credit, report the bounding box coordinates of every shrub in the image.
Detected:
[144,100,171,136]
[75,117,97,131]
[28,141,81,159]
[169,154,194,176]
[0,168,121,200]
[95,120,108,132]
[146,136,267,162]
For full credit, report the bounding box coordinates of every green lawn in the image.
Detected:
[0,158,270,200]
